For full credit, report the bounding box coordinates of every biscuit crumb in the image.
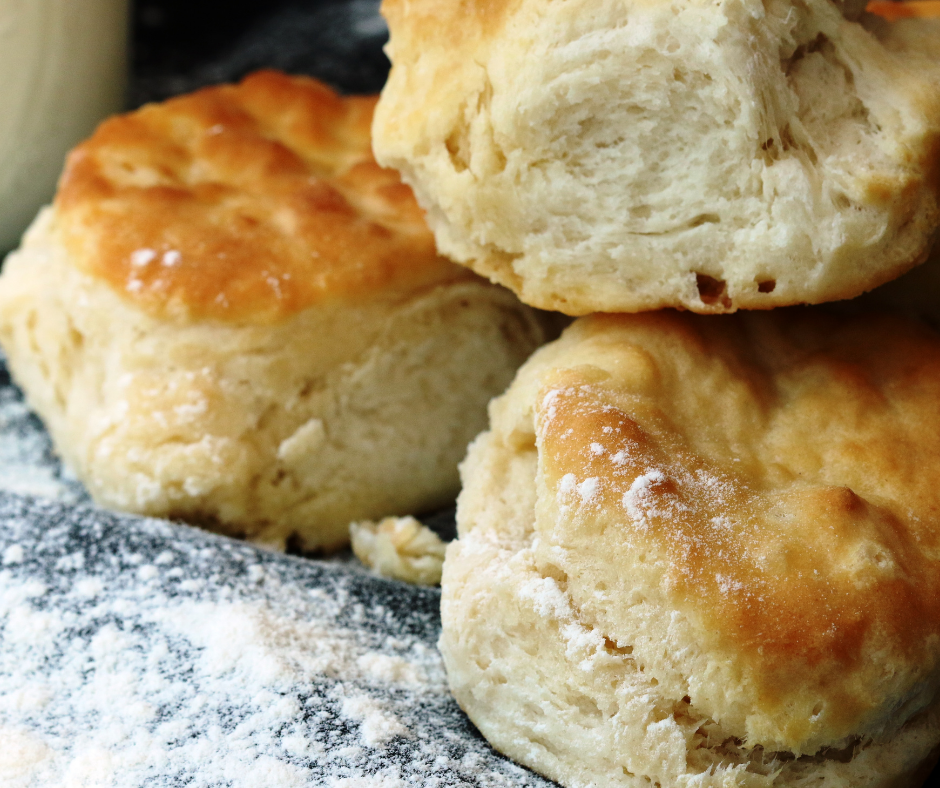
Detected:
[350,516,445,586]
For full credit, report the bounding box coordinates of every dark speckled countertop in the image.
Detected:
[131,0,392,105]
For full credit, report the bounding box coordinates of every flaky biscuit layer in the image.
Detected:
[375,0,940,314]
[0,211,546,549]
[442,311,940,785]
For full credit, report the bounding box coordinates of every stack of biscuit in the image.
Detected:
[1,2,939,785]
[372,0,940,786]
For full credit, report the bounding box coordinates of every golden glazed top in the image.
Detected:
[55,70,472,323]
[525,312,940,751]
[867,0,940,20]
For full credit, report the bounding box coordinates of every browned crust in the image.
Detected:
[867,1,940,20]
[55,70,472,324]
[535,311,940,738]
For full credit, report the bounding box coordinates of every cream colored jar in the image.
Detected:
[0,0,128,252]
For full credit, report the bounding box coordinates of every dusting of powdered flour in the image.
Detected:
[0,353,88,504]
[0,493,552,787]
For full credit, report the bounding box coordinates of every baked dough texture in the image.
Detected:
[373,0,940,314]
[441,312,940,786]
[350,515,446,585]
[0,71,548,551]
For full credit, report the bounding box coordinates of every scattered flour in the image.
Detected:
[0,493,552,787]
[356,651,430,686]
[3,544,24,565]
[518,572,605,672]
[622,469,667,523]
[340,695,411,746]
[162,250,181,267]
[715,573,746,595]
[540,389,562,422]
[0,358,87,504]
[130,248,157,267]
[576,477,600,504]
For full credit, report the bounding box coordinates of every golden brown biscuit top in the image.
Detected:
[54,70,472,323]
[867,0,940,19]
[529,312,940,748]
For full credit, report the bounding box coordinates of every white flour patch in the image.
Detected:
[130,248,157,267]
[340,694,411,746]
[577,477,600,504]
[518,573,605,671]
[0,494,550,787]
[3,544,24,565]
[356,651,432,686]
[622,470,667,524]
[0,365,87,504]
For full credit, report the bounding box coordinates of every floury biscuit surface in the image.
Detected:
[441,312,940,787]
[0,71,547,551]
[374,0,940,314]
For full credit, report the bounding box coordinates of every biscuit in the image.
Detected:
[350,515,446,585]
[441,312,940,786]
[373,0,940,314]
[0,71,548,551]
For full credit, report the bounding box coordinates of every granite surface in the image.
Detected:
[0,489,555,787]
